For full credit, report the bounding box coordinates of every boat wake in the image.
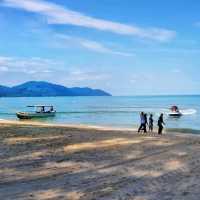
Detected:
[160,108,197,116]
[179,109,197,115]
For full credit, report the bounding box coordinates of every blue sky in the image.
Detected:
[0,0,200,95]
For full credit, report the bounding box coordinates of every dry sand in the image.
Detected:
[0,121,200,200]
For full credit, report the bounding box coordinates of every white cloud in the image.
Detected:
[0,66,9,72]
[55,34,133,56]
[68,69,110,82]
[171,68,181,73]
[2,0,176,42]
[129,74,154,85]
[80,40,133,56]
[194,22,200,27]
[0,56,110,84]
[0,56,60,74]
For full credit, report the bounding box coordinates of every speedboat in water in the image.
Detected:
[16,105,56,119]
[168,105,182,117]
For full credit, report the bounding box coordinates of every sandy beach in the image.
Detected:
[0,121,200,200]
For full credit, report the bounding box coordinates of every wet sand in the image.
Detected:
[0,120,200,200]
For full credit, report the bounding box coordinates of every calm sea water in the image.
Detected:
[0,96,199,131]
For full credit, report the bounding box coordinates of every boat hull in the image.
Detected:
[16,112,56,119]
[168,112,182,117]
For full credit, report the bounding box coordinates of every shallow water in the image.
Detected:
[0,95,199,131]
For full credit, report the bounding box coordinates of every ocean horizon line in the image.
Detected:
[0,94,200,98]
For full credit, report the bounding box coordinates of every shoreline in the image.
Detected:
[0,119,200,136]
[0,119,136,132]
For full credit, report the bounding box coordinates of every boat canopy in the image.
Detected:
[27,105,54,108]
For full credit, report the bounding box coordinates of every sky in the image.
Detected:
[0,0,200,95]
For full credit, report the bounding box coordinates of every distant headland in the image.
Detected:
[0,81,111,97]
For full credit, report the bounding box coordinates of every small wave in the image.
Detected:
[57,110,138,114]
[0,112,16,116]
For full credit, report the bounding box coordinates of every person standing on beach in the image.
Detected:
[144,113,148,132]
[149,114,153,132]
[158,113,165,135]
[138,112,147,133]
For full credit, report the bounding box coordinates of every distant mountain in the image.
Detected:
[0,85,13,96]
[0,81,111,97]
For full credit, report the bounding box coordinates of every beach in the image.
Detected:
[0,121,200,200]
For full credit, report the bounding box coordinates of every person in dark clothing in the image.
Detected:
[138,112,147,133]
[144,113,148,133]
[149,114,153,132]
[158,113,165,135]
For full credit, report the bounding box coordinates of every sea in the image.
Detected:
[0,95,199,133]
